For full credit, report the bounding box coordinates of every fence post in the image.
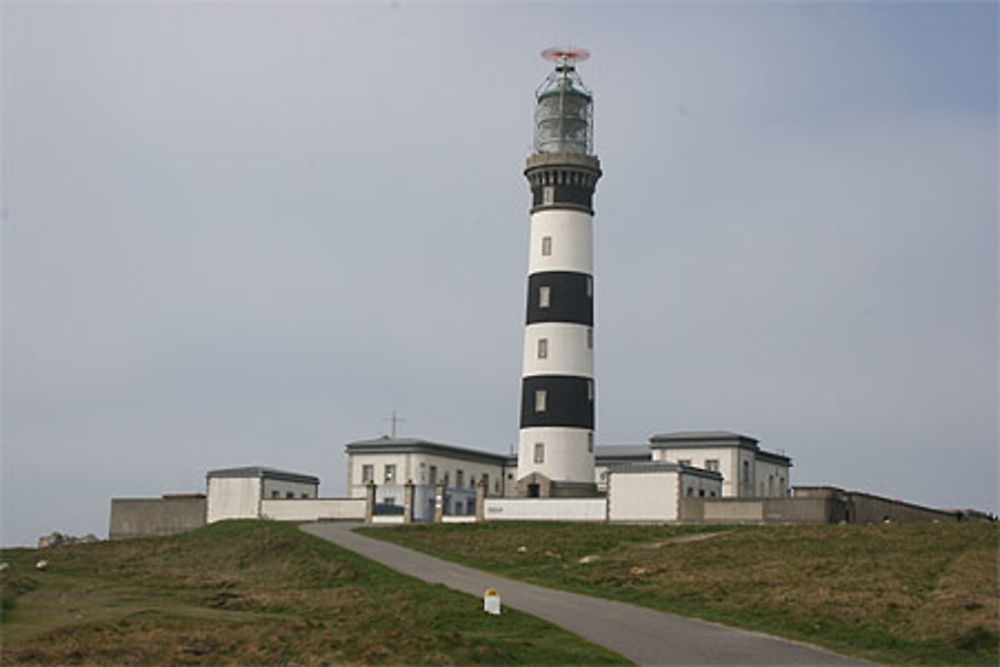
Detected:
[434,483,446,523]
[364,481,376,523]
[403,481,415,523]
[476,478,487,522]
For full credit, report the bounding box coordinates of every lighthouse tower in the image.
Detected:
[516,48,602,497]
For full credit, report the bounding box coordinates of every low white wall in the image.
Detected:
[371,515,405,524]
[609,471,678,521]
[442,515,477,524]
[260,498,365,522]
[484,498,606,521]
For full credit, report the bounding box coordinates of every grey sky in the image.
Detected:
[3,2,997,546]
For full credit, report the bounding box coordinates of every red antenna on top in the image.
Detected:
[541,47,590,66]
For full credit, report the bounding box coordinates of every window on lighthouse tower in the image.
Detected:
[537,338,548,359]
[539,286,551,308]
[541,235,552,256]
[535,389,547,412]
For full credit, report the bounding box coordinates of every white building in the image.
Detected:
[344,430,791,514]
[206,466,319,523]
[649,431,792,498]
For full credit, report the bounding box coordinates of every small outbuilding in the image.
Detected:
[607,462,722,522]
[206,466,319,523]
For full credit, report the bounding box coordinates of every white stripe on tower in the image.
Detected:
[516,47,602,495]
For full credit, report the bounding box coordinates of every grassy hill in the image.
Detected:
[0,521,626,665]
[360,521,999,665]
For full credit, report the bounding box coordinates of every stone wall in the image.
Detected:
[109,494,206,540]
[678,487,962,525]
[678,496,839,524]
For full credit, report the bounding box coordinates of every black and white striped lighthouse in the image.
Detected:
[517,48,602,496]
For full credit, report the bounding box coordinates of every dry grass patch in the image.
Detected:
[1,521,627,665]
[363,521,999,664]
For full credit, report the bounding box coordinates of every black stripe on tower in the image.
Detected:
[520,375,595,429]
[526,271,593,326]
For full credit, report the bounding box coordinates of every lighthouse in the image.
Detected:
[516,48,602,498]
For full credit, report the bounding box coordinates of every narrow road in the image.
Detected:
[302,522,868,666]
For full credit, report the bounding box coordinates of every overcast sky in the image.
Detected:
[3,2,997,546]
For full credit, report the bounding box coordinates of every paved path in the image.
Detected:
[302,522,867,666]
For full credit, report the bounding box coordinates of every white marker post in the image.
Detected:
[483,588,501,615]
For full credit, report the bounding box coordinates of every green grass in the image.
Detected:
[0,521,629,665]
[359,521,1000,665]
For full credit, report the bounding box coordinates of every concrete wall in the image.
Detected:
[484,497,606,521]
[259,498,365,522]
[838,489,958,523]
[109,496,206,540]
[678,488,961,524]
[678,497,837,523]
[207,477,261,523]
[608,471,678,521]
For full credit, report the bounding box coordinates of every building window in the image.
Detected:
[362,464,374,483]
[384,464,396,483]
[271,490,279,499]
[541,235,552,256]
[537,338,548,359]
[710,491,717,497]
[705,459,719,472]
[686,487,694,497]
[429,465,437,485]
[301,493,308,499]
[587,327,593,349]
[535,389,547,412]
[482,473,489,492]
[443,472,450,487]
[534,442,545,463]
[383,496,395,506]
[699,489,706,497]
[539,285,551,308]
[543,185,555,205]
[456,470,464,488]
[678,459,692,466]
[286,491,294,499]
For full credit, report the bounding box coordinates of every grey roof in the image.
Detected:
[595,444,651,461]
[650,430,759,444]
[206,466,320,485]
[608,461,723,480]
[757,449,793,466]
[346,436,510,466]
[648,431,791,465]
